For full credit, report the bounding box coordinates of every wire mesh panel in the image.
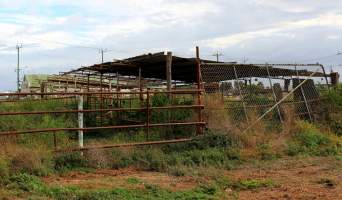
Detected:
[201,62,330,131]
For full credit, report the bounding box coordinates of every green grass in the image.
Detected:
[286,121,341,156]
[232,179,274,190]
[2,173,222,200]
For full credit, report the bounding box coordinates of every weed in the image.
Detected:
[286,121,341,156]
[232,179,274,190]
[126,177,141,185]
[8,173,46,192]
[257,143,278,160]
[0,157,9,184]
[54,152,89,171]
[9,146,53,176]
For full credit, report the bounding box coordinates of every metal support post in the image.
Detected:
[233,66,249,123]
[295,65,313,122]
[78,93,84,148]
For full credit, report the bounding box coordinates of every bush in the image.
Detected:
[9,173,46,192]
[132,148,167,171]
[10,147,53,176]
[54,152,89,171]
[163,132,238,153]
[257,144,278,160]
[286,121,341,156]
[325,85,342,107]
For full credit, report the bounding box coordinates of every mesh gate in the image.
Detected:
[200,62,330,131]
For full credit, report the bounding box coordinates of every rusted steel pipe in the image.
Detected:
[0,122,206,136]
[0,105,204,116]
[0,89,204,96]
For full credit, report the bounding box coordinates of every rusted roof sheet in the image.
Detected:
[63,52,326,83]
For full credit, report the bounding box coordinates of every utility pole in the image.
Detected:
[100,48,108,63]
[212,51,223,62]
[16,44,23,92]
[243,57,248,64]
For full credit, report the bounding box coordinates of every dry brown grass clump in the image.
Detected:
[0,139,52,176]
[203,93,235,132]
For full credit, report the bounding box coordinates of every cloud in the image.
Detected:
[201,13,342,49]
[253,0,341,13]
[0,0,342,91]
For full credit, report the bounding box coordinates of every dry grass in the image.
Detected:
[85,141,112,169]
[203,93,233,132]
[0,139,52,176]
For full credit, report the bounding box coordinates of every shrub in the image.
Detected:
[163,132,238,153]
[132,148,167,171]
[286,121,341,156]
[9,173,46,192]
[10,147,53,176]
[54,152,89,171]
[257,143,278,160]
[0,157,9,184]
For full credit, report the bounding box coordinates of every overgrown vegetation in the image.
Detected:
[0,84,342,199]
[286,121,341,156]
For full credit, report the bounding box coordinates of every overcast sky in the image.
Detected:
[1,0,342,91]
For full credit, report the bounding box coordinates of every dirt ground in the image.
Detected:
[43,157,342,200]
[225,157,342,200]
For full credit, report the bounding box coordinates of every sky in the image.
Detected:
[0,0,342,91]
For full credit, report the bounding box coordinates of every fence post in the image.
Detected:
[266,64,283,122]
[146,89,150,140]
[53,131,57,150]
[319,64,330,90]
[294,65,313,122]
[233,65,249,123]
[196,46,203,135]
[78,92,84,148]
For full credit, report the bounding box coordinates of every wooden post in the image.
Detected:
[196,46,203,135]
[139,67,143,102]
[100,73,103,125]
[166,52,172,97]
[146,89,150,140]
[74,75,77,91]
[331,72,340,86]
[87,75,90,92]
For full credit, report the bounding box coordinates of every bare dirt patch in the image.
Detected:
[225,157,342,200]
[42,157,341,199]
[43,167,197,192]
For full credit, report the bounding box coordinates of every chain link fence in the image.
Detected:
[201,62,331,132]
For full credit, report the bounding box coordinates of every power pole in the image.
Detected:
[212,51,223,62]
[16,44,23,92]
[243,57,248,64]
[100,48,108,63]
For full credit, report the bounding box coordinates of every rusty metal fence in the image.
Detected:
[0,89,205,152]
[200,62,330,131]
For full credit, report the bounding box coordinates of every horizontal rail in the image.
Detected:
[0,89,203,96]
[55,138,193,152]
[202,62,323,67]
[0,105,204,116]
[0,122,206,136]
[0,96,76,103]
